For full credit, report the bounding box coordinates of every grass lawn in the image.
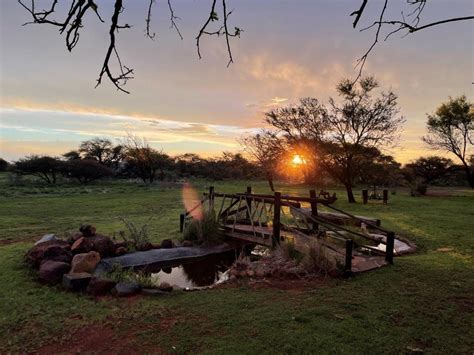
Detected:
[0,173,473,353]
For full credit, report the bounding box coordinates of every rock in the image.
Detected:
[80,224,96,238]
[158,282,173,292]
[137,242,153,251]
[68,232,84,244]
[25,240,72,268]
[246,270,255,277]
[112,282,141,297]
[71,237,93,254]
[115,246,127,256]
[62,272,92,291]
[34,234,57,246]
[160,239,174,249]
[39,260,70,284]
[255,269,265,278]
[70,251,101,274]
[89,234,115,257]
[87,277,116,296]
[181,240,193,247]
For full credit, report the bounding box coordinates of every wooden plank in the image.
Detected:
[225,231,272,246]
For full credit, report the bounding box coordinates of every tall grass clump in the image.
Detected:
[183,209,225,244]
[105,264,156,289]
[117,217,152,251]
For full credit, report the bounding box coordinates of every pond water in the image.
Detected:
[150,250,237,290]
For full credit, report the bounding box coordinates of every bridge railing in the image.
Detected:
[182,186,396,273]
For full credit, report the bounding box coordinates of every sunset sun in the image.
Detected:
[292,154,305,165]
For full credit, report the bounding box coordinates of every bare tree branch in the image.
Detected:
[167,0,183,40]
[145,0,155,39]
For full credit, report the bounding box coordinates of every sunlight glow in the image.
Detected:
[292,154,305,165]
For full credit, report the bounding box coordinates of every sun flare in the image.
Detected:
[292,154,305,165]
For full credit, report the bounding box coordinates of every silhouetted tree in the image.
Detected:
[63,150,81,161]
[240,130,285,191]
[358,149,401,193]
[406,156,453,186]
[0,158,9,172]
[423,96,473,188]
[123,135,168,183]
[61,159,113,183]
[266,77,404,202]
[10,156,62,184]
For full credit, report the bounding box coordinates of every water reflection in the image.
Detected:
[151,250,237,290]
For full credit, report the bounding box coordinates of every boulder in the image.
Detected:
[89,234,115,257]
[115,246,127,256]
[181,240,193,247]
[62,272,92,291]
[71,237,93,254]
[160,239,174,249]
[70,251,101,274]
[25,240,72,268]
[68,232,84,245]
[112,282,141,297]
[80,224,96,238]
[137,242,154,252]
[158,282,173,292]
[39,260,70,284]
[34,234,57,246]
[87,277,116,296]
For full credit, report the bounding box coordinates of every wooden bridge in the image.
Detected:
[180,186,415,275]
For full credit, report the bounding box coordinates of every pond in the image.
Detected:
[150,250,237,290]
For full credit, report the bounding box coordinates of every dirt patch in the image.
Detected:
[219,276,329,292]
[35,322,164,354]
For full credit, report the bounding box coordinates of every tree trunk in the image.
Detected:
[345,183,356,203]
[464,165,474,188]
[266,172,275,192]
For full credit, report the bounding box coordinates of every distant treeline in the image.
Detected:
[0,137,471,195]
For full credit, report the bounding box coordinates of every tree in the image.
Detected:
[358,150,401,194]
[265,77,404,203]
[0,158,9,172]
[10,155,62,184]
[63,150,81,161]
[405,156,453,186]
[239,130,285,191]
[123,135,168,183]
[18,1,472,92]
[61,159,113,183]
[78,138,124,169]
[423,96,474,188]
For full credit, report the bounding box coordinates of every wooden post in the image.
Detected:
[385,232,395,264]
[208,186,214,210]
[309,189,319,233]
[344,239,353,276]
[362,189,368,204]
[272,192,281,247]
[179,213,185,233]
[383,189,388,204]
[246,186,252,221]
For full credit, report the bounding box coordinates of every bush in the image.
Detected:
[62,159,113,183]
[117,217,152,251]
[184,209,225,244]
[0,158,8,172]
[301,242,338,276]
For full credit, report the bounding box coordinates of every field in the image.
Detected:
[0,173,473,353]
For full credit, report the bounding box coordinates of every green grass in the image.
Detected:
[0,173,473,353]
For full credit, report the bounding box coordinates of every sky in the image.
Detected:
[0,0,473,163]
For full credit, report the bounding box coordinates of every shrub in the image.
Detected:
[106,264,156,288]
[183,209,225,244]
[301,242,338,276]
[61,159,113,183]
[118,217,152,251]
[278,240,303,263]
[0,158,8,172]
